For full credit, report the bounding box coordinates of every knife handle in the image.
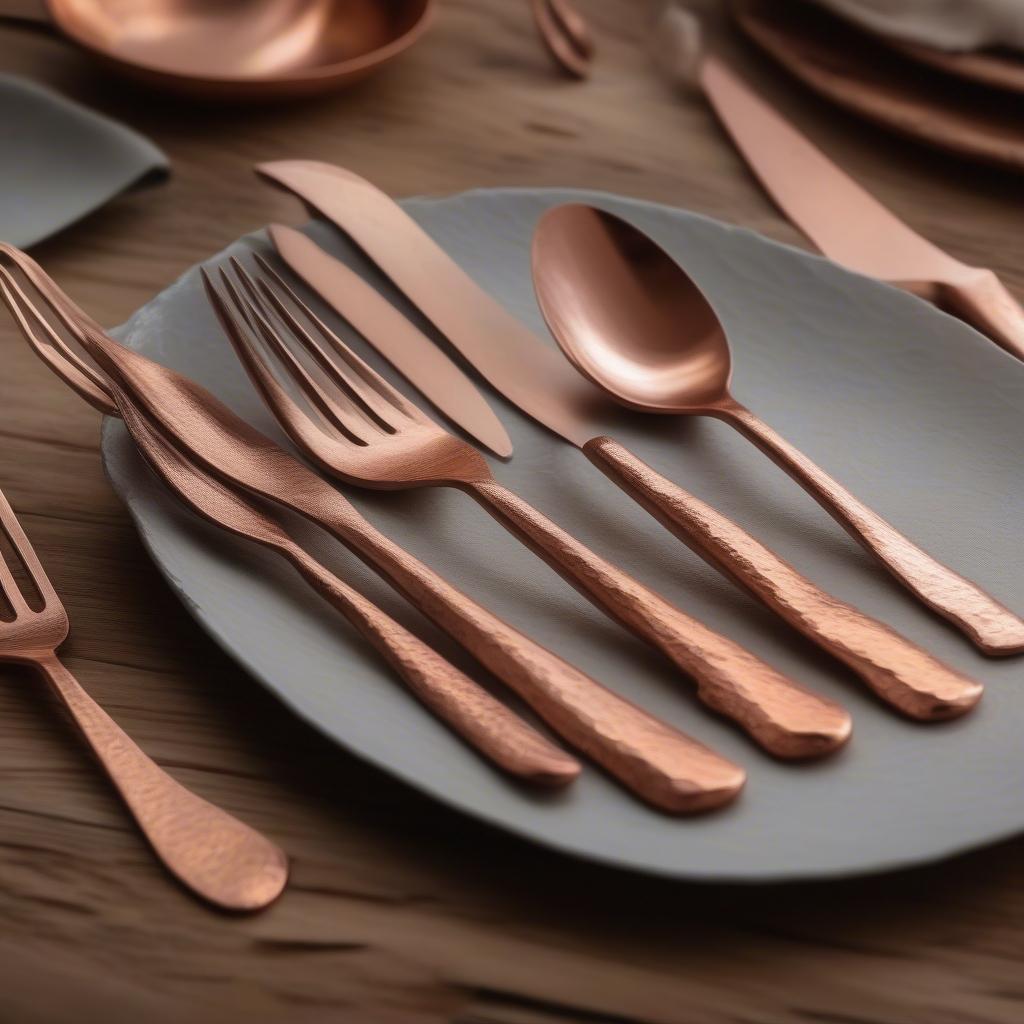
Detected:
[710,401,1024,657]
[309,499,745,813]
[463,479,851,759]
[584,436,985,719]
[283,545,581,788]
[939,270,1024,363]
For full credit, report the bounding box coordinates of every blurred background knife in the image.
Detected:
[665,14,1024,361]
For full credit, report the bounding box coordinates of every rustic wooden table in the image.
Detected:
[2,3,1023,1021]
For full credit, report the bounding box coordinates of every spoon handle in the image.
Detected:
[465,478,852,758]
[714,400,1024,656]
[583,436,985,719]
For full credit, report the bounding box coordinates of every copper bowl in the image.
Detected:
[46,0,434,99]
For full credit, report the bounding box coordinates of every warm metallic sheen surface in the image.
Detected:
[0,477,288,912]
[584,437,983,720]
[256,160,608,447]
[45,0,433,99]
[256,162,990,711]
[0,243,744,814]
[208,255,851,760]
[112,384,580,788]
[531,203,1024,659]
[269,223,512,458]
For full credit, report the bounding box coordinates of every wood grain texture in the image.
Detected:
[1,1,1022,1020]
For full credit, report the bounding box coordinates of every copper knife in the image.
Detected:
[697,55,1024,361]
[268,223,513,458]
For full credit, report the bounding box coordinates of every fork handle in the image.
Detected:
[583,437,984,719]
[283,547,581,787]
[307,503,744,812]
[463,479,850,757]
[34,652,288,911]
[712,400,1024,656]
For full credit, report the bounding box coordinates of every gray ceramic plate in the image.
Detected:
[0,74,167,248]
[101,188,1024,882]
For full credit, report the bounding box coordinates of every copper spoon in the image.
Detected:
[529,0,594,78]
[532,203,1024,657]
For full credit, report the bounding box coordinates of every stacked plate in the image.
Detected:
[731,0,1024,172]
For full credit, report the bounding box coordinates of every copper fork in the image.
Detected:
[0,241,749,815]
[109,379,582,789]
[205,255,855,760]
[0,485,288,911]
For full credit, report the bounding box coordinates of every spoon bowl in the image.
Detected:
[46,0,434,99]
[533,204,731,411]
[532,201,1024,656]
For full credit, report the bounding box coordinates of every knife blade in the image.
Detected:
[698,55,1024,360]
[268,223,514,458]
[257,160,607,446]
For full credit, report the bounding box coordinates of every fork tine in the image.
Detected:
[229,259,383,433]
[0,489,57,612]
[203,267,371,453]
[219,262,381,446]
[0,258,116,416]
[249,254,435,431]
[0,533,29,614]
[244,258,402,434]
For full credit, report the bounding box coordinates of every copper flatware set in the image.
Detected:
[206,254,850,758]
[0,244,747,815]
[0,147,1018,906]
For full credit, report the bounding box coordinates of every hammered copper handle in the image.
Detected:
[284,546,581,787]
[463,478,850,758]
[37,653,289,911]
[304,498,744,813]
[712,400,1024,656]
[584,436,984,720]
